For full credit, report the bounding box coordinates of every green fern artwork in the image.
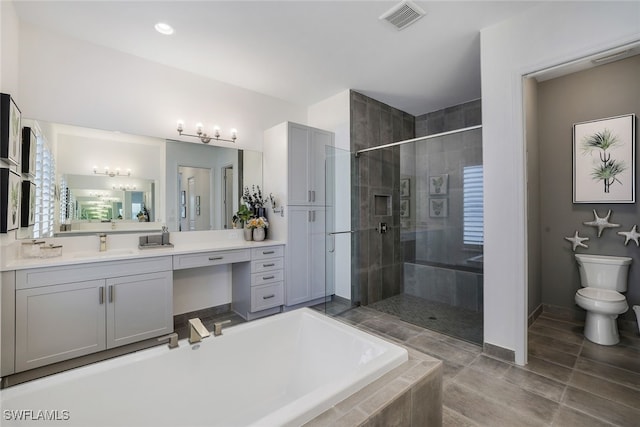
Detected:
[581,128,626,193]
[9,178,19,225]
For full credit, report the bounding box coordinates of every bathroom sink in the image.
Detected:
[72,249,136,259]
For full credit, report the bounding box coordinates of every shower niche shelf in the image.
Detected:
[374,194,392,216]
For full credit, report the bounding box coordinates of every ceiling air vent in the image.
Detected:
[379,1,426,31]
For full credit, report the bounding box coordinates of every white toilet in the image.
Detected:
[574,254,632,345]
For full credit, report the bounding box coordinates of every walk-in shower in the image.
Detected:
[350,124,484,345]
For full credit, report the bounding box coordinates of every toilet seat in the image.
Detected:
[576,288,625,302]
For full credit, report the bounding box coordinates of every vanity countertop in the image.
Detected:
[1,231,284,271]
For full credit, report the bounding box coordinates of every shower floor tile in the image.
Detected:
[368,293,483,345]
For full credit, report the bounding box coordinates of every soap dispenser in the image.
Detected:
[162,226,170,245]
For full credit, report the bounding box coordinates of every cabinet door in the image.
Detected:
[309,128,332,205]
[285,206,312,305]
[310,208,328,300]
[106,271,173,349]
[15,280,106,372]
[288,123,312,205]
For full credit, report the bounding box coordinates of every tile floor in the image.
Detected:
[368,293,483,345]
[185,305,640,426]
[334,306,640,427]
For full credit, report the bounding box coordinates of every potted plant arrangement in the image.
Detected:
[242,185,270,218]
[233,204,255,241]
[247,216,269,241]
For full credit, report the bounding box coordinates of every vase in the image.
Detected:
[243,228,253,241]
[253,227,266,242]
[257,207,266,219]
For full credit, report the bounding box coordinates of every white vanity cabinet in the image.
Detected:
[232,245,285,320]
[14,256,173,372]
[263,122,334,309]
[286,123,333,206]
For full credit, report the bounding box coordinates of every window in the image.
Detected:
[34,133,56,238]
[463,165,483,246]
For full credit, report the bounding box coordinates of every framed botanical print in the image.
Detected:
[400,199,410,218]
[22,127,37,177]
[0,93,22,166]
[21,180,36,227]
[573,114,636,203]
[1,168,21,232]
[400,178,410,197]
[429,174,448,195]
[429,198,448,218]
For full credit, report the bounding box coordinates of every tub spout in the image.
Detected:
[157,332,179,349]
[188,318,210,344]
[213,320,232,336]
[633,305,640,333]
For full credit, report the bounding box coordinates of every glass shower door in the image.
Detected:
[324,145,354,315]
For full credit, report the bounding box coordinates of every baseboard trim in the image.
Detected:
[528,304,543,327]
[483,342,515,363]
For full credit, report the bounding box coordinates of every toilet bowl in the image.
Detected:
[574,254,632,346]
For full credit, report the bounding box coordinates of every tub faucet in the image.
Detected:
[188,318,210,344]
[99,233,107,252]
[157,332,179,349]
[213,320,232,336]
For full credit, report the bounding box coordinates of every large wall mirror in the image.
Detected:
[18,120,262,238]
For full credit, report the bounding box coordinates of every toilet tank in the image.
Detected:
[575,254,633,292]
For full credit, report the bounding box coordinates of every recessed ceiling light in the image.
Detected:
[154,22,174,35]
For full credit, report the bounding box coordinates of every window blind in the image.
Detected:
[34,134,55,238]
[463,165,484,246]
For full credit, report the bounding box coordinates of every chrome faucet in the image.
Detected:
[188,318,210,344]
[157,332,179,349]
[213,320,232,336]
[99,233,107,252]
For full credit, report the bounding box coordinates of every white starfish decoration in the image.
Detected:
[565,230,589,251]
[583,209,620,237]
[618,225,640,247]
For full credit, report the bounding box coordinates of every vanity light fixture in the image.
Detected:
[113,184,137,191]
[93,166,132,177]
[177,120,237,144]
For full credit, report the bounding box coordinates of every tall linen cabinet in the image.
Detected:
[263,122,334,308]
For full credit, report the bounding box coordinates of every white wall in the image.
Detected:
[308,90,351,300]
[0,0,21,253]
[481,1,640,365]
[0,0,19,98]
[17,22,306,152]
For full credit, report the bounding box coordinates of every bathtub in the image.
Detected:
[0,308,408,427]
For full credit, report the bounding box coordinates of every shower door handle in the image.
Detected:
[327,231,355,253]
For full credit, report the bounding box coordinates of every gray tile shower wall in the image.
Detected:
[415,99,481,136]
[351,94,483,307]
[350,90,414,305]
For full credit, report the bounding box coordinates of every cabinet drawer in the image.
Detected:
[251,269,284,286]
[173,249,250,270]
[251,246,284,260]
[16,256,172,290]
[251,257,284,273]
[251,282,284,311]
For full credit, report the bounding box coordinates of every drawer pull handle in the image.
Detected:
[209,256,224,261]
[99,287,105,304]
[262,250,275,255]
[263,263,275,267]
[262,275,275,280]
[109,285,114,303]
[263,294,276,300]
